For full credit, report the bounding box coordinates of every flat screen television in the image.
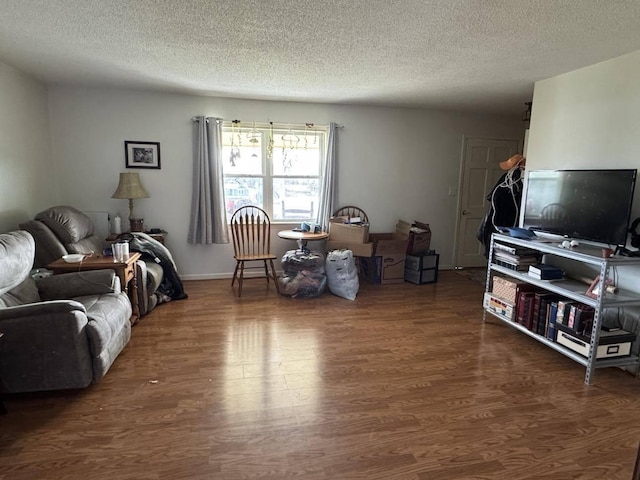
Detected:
[521,169,637,246]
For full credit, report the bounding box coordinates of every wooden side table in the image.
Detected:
[147,231,167,245]
[277,230,329,252]
[47,252,142,324]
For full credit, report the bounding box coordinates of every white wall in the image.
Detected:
[0,62,56,232]
[47,86,523,278]
[527,49,640,221]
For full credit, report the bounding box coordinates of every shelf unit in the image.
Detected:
[484,233,640,384]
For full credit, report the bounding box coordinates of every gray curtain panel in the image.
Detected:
[188,116,229,244]
[317,122,338,230]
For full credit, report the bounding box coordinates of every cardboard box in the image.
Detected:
[381,254,406,283]
[491,276,531,304]
[366,233,406,284]
[369,233,407,255]
[326,240,374,257]
[328,222,370,244]
[360,254,405,284]
[407,232,431,255]
[396,220,432,255]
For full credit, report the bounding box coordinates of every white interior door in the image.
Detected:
[455,138,519,268]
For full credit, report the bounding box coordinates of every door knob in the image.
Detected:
[462,210,471,215]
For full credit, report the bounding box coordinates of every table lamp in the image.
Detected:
[111,172,149,232]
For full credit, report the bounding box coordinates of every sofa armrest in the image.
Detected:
[37,270,121,300]
[0,299,86,320]
[0,302,94,392]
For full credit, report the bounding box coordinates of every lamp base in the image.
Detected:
[129,218,144,232]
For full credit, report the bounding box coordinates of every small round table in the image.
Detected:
[278,230,329,252]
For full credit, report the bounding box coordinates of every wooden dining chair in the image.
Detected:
[230,206,280,297]
[332,205,369,224]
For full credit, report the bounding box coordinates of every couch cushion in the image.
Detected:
[145,261,164,293]
[76,292,132,381]
[76,293,132,355]
[67,234,107,256]
[0,231,35,295]
[36,206,94,244]
[0,278,41,308]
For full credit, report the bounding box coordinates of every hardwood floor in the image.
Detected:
[2,271,640,479]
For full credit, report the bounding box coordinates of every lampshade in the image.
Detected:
[111,172,149,200]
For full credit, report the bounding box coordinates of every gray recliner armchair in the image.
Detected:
[0,230,131,393]
[20,205,165,316]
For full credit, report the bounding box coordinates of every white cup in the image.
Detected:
[120,241,129,259]
[112,243,123,262]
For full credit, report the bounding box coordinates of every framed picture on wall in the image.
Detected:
[125,141,161,169]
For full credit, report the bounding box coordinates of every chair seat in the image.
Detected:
[234,253,277,261]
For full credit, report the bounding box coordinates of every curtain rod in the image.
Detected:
[191,117,344,128]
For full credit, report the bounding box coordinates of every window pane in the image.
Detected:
[273,178,319,221]
[222,131,262,175]
[224,177,263,218]
[272,132,322,176]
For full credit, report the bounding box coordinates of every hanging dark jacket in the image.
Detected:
[476,167,524,258]
[117,232,188,301]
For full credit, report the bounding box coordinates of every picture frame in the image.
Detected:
[124,141,161,169]
[586,275,612,299]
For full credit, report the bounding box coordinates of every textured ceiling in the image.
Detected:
[2,1,640,116]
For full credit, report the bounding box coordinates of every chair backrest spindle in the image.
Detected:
[332,205,369,224]
[230,206,273,257]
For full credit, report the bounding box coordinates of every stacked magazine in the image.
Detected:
[492,243,541,271]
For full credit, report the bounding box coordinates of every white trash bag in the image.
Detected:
[325,249,359,301]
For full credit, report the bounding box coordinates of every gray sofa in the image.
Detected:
[20,205,164,316]
[0,230,131,393]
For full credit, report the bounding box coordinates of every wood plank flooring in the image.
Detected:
[2,271,640,479]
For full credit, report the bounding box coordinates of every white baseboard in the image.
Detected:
[180,265,451,281]
[181,271,282,281]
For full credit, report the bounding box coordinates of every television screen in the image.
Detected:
[522,169,637,246]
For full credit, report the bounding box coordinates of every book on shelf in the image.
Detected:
[493,242,540,256]
[528,264,564,280]
[528,272,564,280]
[530,293,541,331]
[567,304,595,335]
[556,300,578,326]
[493,251,540,266]
[494,259,531,272]
[546,301,559,340]
[534,293,559,335]
[516,291,535,325]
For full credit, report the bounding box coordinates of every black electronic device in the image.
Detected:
[629,217,640,248]
[521,169,637,246]
[618,247,640,257]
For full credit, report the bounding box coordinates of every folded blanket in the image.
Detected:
[116,232,188,301]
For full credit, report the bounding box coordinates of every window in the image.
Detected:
[222,122,326,222]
